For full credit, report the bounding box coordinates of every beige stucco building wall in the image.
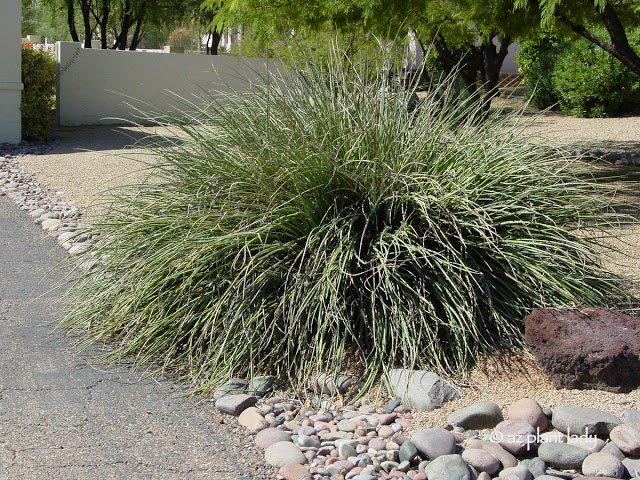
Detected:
[56,42,278,126]
[0,0,23,143]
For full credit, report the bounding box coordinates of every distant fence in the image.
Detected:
[56,42,277,126]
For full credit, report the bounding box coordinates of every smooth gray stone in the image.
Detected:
[337,442,357,458]
[461,448,500,475]
[551,404,621,436]
[320,431,351,441]
[214,394,257,416]
[582,452,625,478]
[297,434,320,448]
[213,377,248,400]
[380,460,399,473]
[499,465,532,480]
[521,457,547,478]
[602,441,626,460]
[264,441,306,468]
[382,399,402,414]
[29,207,47,218]
[537,442,590,470]
[312,372,353,395]
[411,428,456,460]
[610,423,640,455]
[399,440,418,463]
[425,454,471,480]
[337,419,357,432]
[623,456,640,477]
[624,409,640,423]
[387,369,459,412]
[463,439,518,469]
[247,375,274,396]
[448,402,503,429]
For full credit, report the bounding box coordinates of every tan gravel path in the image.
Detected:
[19,125,165,214]
[515,111,640,153]
[18,113,640,432]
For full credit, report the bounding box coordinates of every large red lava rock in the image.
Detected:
[525,307,640,393]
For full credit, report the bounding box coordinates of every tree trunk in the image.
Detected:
[429,34,480,100]
[129,25,143,50]
[79,0,92,48]
[66,0,80,42]
[99,0,110,49]
[112,0,133,50]
[90,0,110,49]
[598,4,640,76]
[478,35,512,112]
[128,0,147,51]
[113,27,126,49]
[209,27,221,55]
[202,7,221,55]
[114,19,131,49]
[555,4,640,77]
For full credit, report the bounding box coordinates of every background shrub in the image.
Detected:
[552,32,640,118]
[21,43,56,141]
[517,32,564,110]
[518,29,640,117]
[63,48,632,395]
[167,27,196,50]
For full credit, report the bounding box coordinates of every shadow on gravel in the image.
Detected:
[577,160,640,220]
[48,125,183,154]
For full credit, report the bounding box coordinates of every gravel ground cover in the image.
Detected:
[12,125,166,213]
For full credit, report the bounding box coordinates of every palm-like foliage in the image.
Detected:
[62,49,633,395]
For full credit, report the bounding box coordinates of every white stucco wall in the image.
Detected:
[502,42,522,75]
[0,0,23,143]
[56,42,278,126]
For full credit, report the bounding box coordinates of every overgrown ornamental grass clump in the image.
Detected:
[62,52,632,396]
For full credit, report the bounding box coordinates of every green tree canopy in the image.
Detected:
[515,0,640,77]
[205,0,540,109]
[24,0,214,51]
[22,0,73,41]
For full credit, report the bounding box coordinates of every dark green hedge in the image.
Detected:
[517,32,563,111]
[21,45,56,141]
[517,30,640,118]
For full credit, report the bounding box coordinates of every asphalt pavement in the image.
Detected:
[0,194,273,479]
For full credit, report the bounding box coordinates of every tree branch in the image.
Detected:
[599,3,635,55]
[554,3,640,76]
[554,10,613,53]
[496,34,512,67]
